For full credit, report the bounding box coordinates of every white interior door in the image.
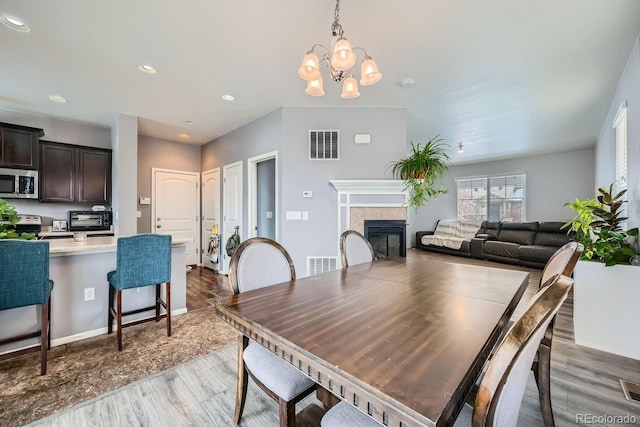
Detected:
[221,161,243,275]
[152,168,200,265]
[202,168,221,271]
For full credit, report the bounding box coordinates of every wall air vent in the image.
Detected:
[307,256,338,276]
[309,130,339,160]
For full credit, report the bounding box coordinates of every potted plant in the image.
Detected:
[563,184,638,266]
[563,184,640,360]
[388,135,450,210]
[0,198,35,240]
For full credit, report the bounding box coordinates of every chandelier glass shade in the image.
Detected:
[298,0,381,99]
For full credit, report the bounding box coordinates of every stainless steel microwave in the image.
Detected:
[68,210,112,231]
[0,167,38,199]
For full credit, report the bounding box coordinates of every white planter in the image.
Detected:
[573,260,640,360]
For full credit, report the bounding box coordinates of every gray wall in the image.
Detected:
[596,36,640,230]
[280,107,407,272]
[137,135,202,233]
[0,109,112,224]
[201,106,407,275]
[410,148,596,246]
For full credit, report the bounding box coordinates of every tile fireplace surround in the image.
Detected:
[330,180,408,261]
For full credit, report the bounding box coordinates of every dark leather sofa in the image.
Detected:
[416,220,572,269]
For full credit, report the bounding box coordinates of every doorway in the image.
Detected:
[151,168,200,265]
[201,168,221,271]
[248,151,278,240]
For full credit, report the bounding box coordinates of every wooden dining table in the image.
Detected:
[215,253,529,427]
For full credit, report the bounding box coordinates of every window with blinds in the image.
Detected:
[456,173,526,222]
[614,102,628,193]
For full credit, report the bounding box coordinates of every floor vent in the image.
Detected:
[307,256,338,276]
[620,379,640,404]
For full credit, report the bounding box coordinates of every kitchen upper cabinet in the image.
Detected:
[40,141,112,204]
[0,122,44,170]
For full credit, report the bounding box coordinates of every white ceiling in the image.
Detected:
[1,0,639,164]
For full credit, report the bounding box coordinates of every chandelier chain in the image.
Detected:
[331,0,343,37]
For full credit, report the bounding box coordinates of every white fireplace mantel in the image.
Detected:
[330,179,407,195]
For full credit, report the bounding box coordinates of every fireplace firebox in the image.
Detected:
[364,220,407,258]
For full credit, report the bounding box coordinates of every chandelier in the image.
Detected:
[297,0,382,99]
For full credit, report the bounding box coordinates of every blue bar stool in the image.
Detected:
[107,234,171,351]
[0,240,54,375]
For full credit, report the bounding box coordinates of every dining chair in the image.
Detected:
[0,240,54,375]
[320,274,574,427]
[340,230,375,267]
[533,241,582,427]
[107,233,172,351]
[228,237,316,427]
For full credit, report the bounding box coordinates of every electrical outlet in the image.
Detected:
[84,287,95,301]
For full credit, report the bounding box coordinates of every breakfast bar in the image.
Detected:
[0,236,188,355]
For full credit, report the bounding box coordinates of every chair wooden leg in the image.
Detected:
[116,290,123,351]
[107,285,115,334]
[233,335,249,425]
[40,301,49,376]
[166,281,171,337]
[278,398,296,427]
[47,298,52,350]
[537,342,555,427]
[155,284,161,321]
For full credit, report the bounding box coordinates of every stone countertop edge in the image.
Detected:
[48,236,190,256]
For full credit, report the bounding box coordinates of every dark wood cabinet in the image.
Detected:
[0,122,44,169]
[40,141,112,204]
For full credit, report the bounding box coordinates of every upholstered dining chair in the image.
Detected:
[532,241,582,427]
[0,240,54,375]
[228,237,316,427]
[340,230,375,267]
[107,233,171,351]
[320,274,574,427]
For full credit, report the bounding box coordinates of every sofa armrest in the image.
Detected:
[470,236,489,259]
[416,231,435,249]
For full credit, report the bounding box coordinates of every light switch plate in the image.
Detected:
[303,191,312,198]
[286,211,302,220]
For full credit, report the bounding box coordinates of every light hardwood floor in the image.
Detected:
[30,253,640,426]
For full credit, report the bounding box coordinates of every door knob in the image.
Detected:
[156,225,161,228]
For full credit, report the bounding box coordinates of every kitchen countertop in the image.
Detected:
[48,236,191,256]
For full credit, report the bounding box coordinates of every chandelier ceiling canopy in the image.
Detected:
[298,0,382,99]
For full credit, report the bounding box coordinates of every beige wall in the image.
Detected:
[137,135,201,233]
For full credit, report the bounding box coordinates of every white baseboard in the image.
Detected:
[1,308,189,354]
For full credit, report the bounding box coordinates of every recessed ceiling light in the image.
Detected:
[179,133,190,139]
[1,15,30,32]
[400,78,415,88]
[221,94,235,102]
[184,120,195,126]
[137,64,157,74]
[48,95,67,103]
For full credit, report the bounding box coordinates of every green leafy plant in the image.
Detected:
[0,198,35,240]
[388,135,450,210]
[563,184,638,266]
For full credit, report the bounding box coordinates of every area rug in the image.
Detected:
[0,306,238,427]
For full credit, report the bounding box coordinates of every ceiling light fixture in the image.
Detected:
[137,64,157,74]
[458,142,464,153]
[298,0,381,99]
[48,95,68,103]
[1,15,30,32]
[221,94,235,101]
[184,120,195,126]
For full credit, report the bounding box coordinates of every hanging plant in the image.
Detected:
[388,135,451,210]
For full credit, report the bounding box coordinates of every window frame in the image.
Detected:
[613,101,628,193]
[455,173,527,222]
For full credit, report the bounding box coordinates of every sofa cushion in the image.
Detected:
[533,222,571,247]
[518,245,560,263]
[478,221,501,237]
[497,222,538,245]
[483,241,521,259]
